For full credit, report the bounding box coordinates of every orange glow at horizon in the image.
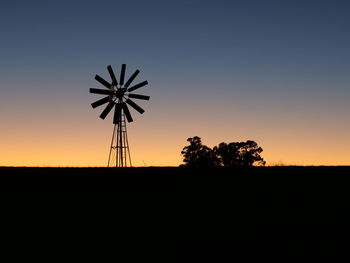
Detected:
[1,109,349,167]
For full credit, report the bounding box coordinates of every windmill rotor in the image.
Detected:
[89,64,150,167]
[90,64,149,123]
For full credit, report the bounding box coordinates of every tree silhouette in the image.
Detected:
[181,136,220,168]
[213,142,240,167]
[181,137,266,167]
[214,140,266,167]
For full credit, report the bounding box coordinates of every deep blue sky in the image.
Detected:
[1,0,350,166]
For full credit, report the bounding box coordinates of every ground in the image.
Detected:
[0,166,348,253]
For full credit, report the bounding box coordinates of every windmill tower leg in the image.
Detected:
[108,112,132,167]
[107,124,117,167]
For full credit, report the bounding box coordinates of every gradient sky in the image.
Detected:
[1,0,349,166]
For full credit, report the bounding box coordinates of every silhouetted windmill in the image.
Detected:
[90,64,149,167]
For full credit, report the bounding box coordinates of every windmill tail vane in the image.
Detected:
[89,64,150,167]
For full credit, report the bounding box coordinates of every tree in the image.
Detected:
[180,136,220,168]
[213,142,240,167]
[214,140,266,167]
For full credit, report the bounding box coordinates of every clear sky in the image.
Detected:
[0,0,349,166]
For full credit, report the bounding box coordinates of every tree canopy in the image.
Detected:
[181,136,266,167]
[180,136,220,168]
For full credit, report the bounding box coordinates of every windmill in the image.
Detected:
[89,64,149,167]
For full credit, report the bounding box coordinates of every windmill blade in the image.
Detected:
[107,65,118,85]
[128,94,150,100]
[99,102,115,120]
[113,103,122,124]
[127,80,148,92]
[119,64,126,86]
[124,70,140,88]
[90,88,113,95]
[121,103,133,122]
[126,98,145,114]
[91,96,110,108]
[95,75,111,88]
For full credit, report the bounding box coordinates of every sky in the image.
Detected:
[0,0,349,166]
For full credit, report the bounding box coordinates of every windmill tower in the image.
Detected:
[89,64,150,167]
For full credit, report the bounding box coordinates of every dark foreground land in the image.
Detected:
[1,166,349,255]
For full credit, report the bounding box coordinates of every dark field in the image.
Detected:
[1,166,349,253]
